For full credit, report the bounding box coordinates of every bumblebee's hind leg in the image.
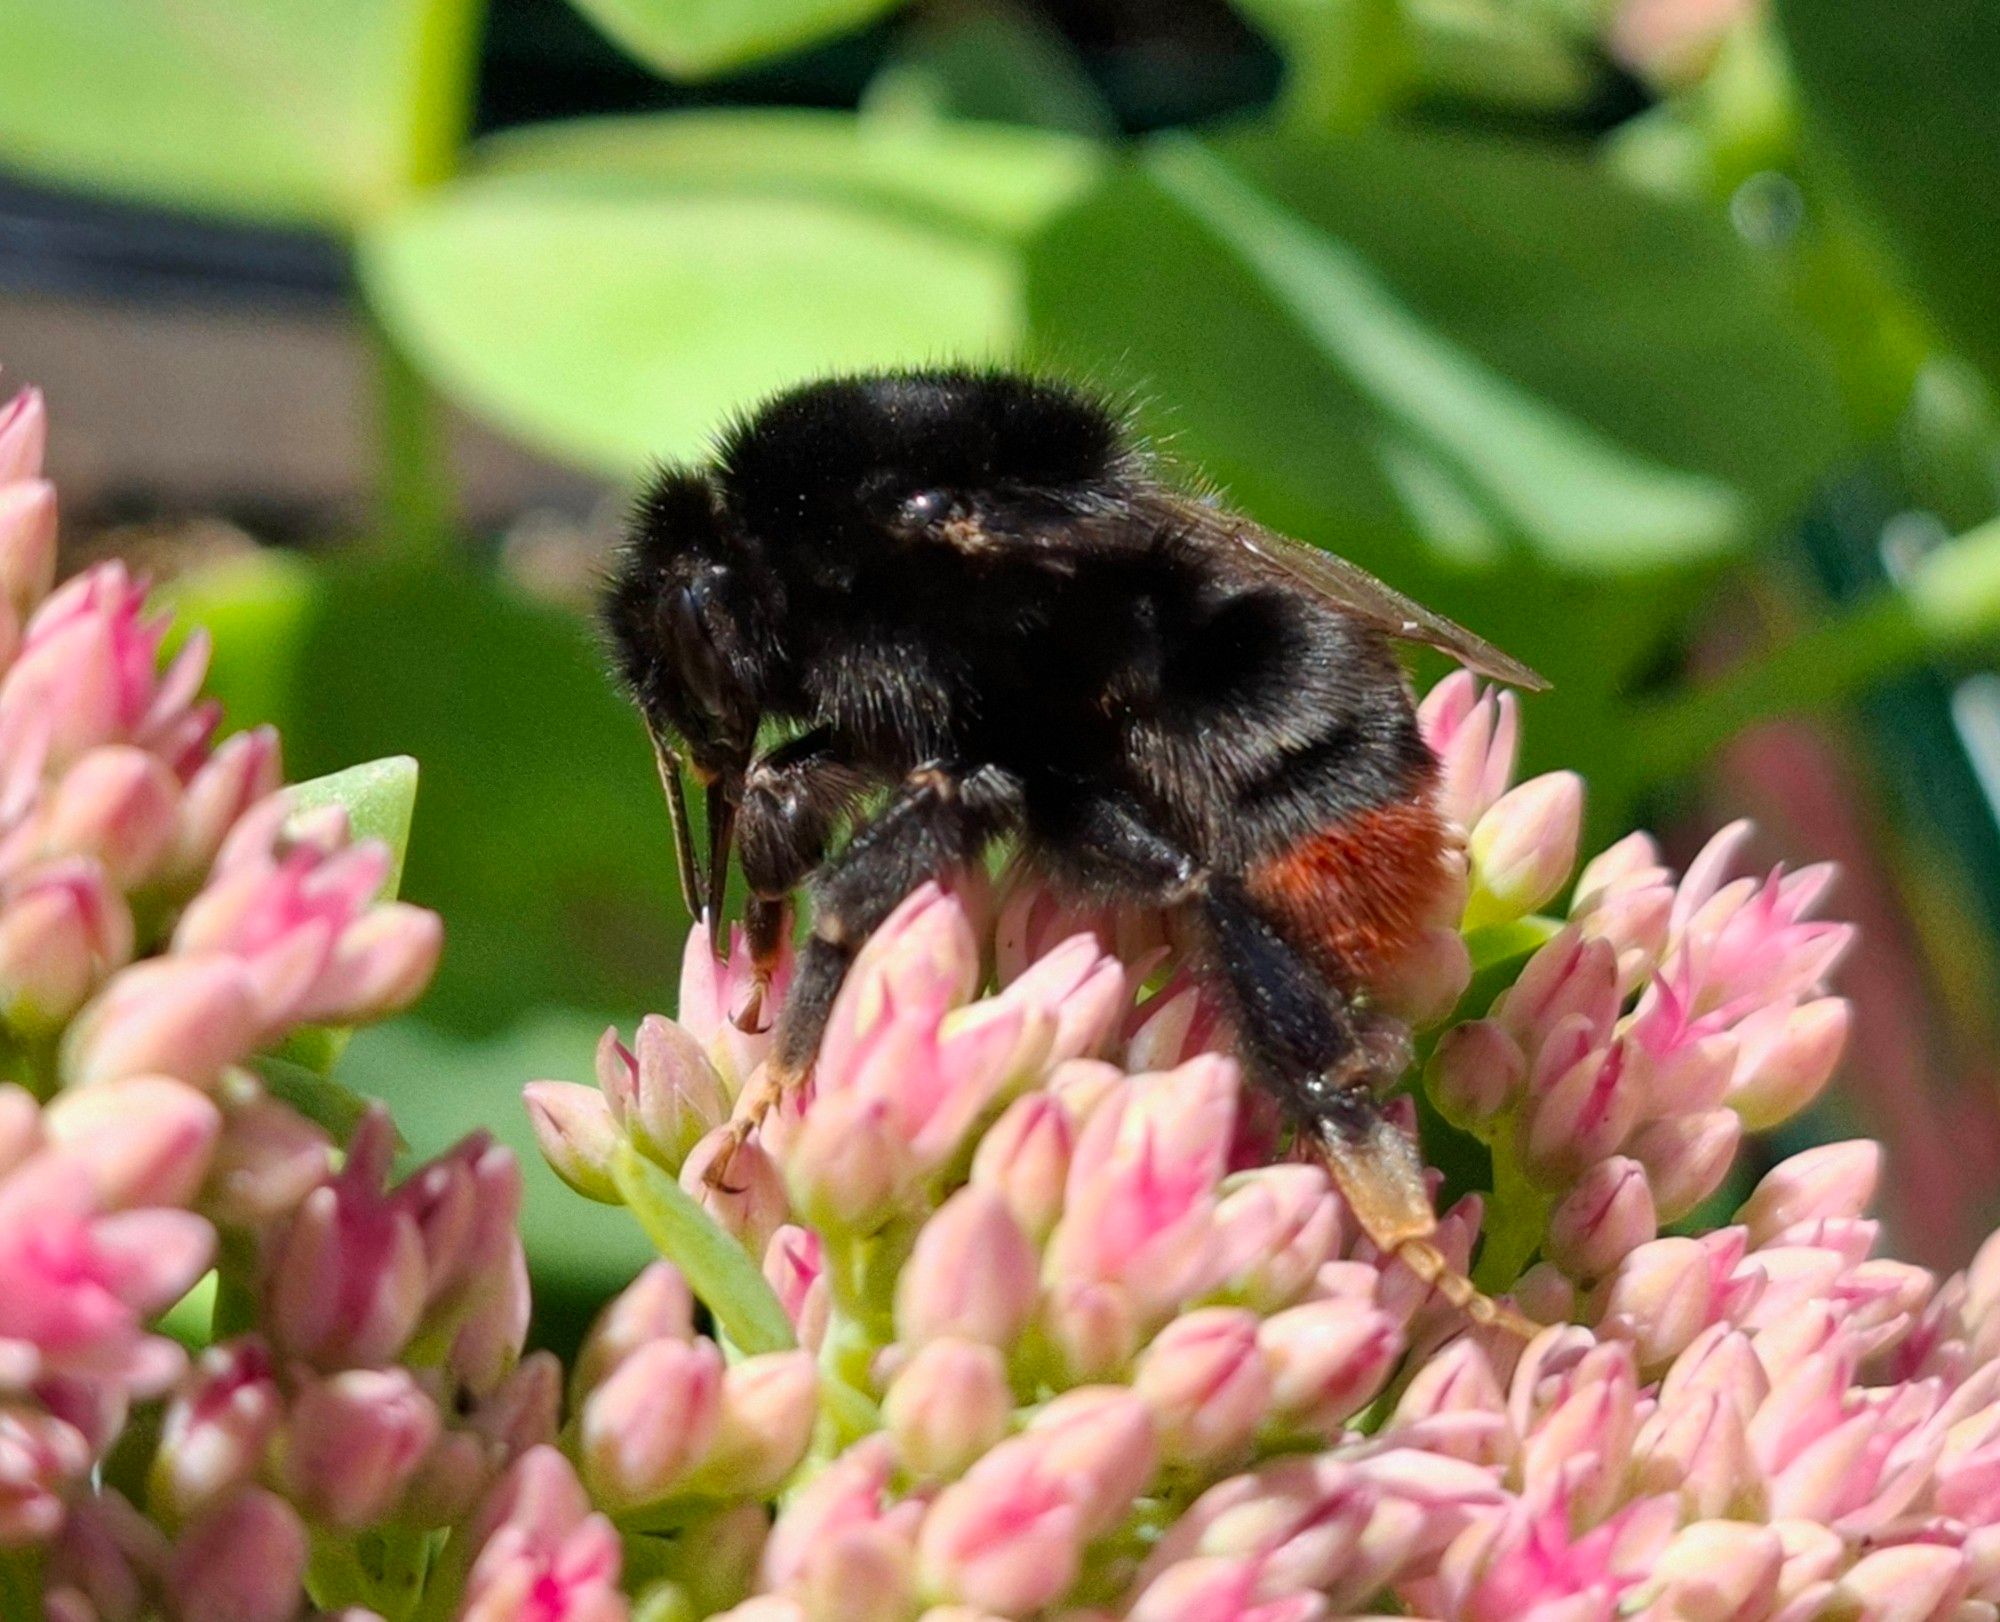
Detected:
[1196,876,1538,1338]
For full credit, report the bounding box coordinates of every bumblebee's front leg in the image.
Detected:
[715,760,1023,1181]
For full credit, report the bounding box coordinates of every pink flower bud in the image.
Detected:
[1640,1520,1782,1620]
[1547,1156,1658,1281]
[166,1489,309,1622]
[1123,972,1233,1072]
[1628,1108,1741,1222]
[0,859,134,1030]
[1372,924,1472,1028]
[465,1448,625,1622]
[42,747,181,889]
[579,1335,724,1510]
[895,1188,1039,1351]
[763,1225,827,1351]
[63,955,261,1089]
[575,1261,694,1396]
[1493,927,1620,1059]
[42,1073,219,1209]
[1598,1235,1714,1369]
[524,1081,621,1204]
[1257,1299,1402,1438]
[473,1350,563,1464]
[1726,998,1849,1129]
[615,1016,730,1171]
[992,932,1129,1064]
[307,900,442,1028]
[0,477,55,656]
[1631,1389,1757,1521]
[1736,1140,1880,1246]
[1826,1542,1967,1619]
[1129,1556,1330,1622]
[265,1110,427,1369]
[1465,771,1583,927]
[282,1366,440,1529]
[205,1091,334,1227]
[1519,1039,1641,1183]
[1575,877,1674,995]
[0,387,48,484]
[686,1350,818,1496]
[1135,1308,1271,1465]
[969,1093,1073,1243]
[918,1437,1086,1615]
[796,1529,918,1622]
[45,1489,162,1622]
[679,919,794,1094]
[681,1126,788,1256]
[1042,1280,1139,1382]
[152,1339,282,1522]
[1024,1386,1159,1539]
[164,727,283,892]
[1420,672,1519,832]
[885,1338,1012,1479]
[1426,1019,1525,1128]
[0,1404,93,1542]
[759,1436,900,1594]
[1208,1165,1343,1312]
[782,1092,909,1235]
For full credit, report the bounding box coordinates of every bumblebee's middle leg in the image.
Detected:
[716,761,1023,1174]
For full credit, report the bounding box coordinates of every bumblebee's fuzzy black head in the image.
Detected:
[715,368,1134,556]
[602,468,769,781]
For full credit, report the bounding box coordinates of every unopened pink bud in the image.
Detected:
[164,726,283,892]
[575,1261,694,1396]
[43,747,181,889]
[1628,1108,1741,1222]
[282,1367,440,1529]
[993,932,1128,1064]
[464,1447,624,1622]
[1547,1156,1658,1281]
[524,1081,621,1204]
[1641,1520,1781,1620]
[166,1488,309,1622]
[886,1338,1013,1480]
[1827,1542,1967,1618]
[618,1015,730,1171]
[1519,1039,1641,1184]
[1420,672,1519,832]
[580,1335,724,1510]
[1123,973,1233,1072]
[1736,1140,1880,1246]
[308,900,442,1028]
[1494,928,1620,1058]
[1024,1386,1158,1539]
[1598,1235,1714,1369]
[1465,771,1583,927]
[152,1339,282,1522]
[681,1127,788,1256]
[1631,1391,1756,1521]
[1258,1299,1401,1438]
[686,1350,818,1497]
[1134,1308,1270,1465]
[1209,1165,1343,1312]
[1727,998,1850,1129]
[918,1437,1086,1614]
[1426,1019,1525,1128]
[796,1530,918,1622]
[782,1093,908,1235]
[1575,879,1674,995]
[0,859,134,1030]
[0,477,56,642]
[63,955,261,1089]
[205,1091,334,1227]
[1372,925,1471,1028]
[0,387,48,483]
[895,1188,1039,1351]
[1042,1280,1139,1383]
[970,1093,1073,1243]
[762,1225,827,1351]
[43,1073,219,1209]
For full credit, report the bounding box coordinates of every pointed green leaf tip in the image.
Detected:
[288,755,420,899]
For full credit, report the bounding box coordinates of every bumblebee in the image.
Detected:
[603,368,1545,1323]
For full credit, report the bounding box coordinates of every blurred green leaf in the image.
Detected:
[180,552,688,1037]
[1777,0,2000,390]
[563,0,904,79]
[862,1,1119,137]
[1029,129,1842,594]
[0,0,478,224]
[361,112,1100,472]
[255,1053,386,1145]
[290,755,420,896]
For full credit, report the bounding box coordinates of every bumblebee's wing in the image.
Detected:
[1150,494,1549,692]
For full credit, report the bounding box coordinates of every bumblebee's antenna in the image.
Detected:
[649,728,704,925]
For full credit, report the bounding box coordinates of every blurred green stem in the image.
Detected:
[1631,515,2000,778]
[402,0,485,193]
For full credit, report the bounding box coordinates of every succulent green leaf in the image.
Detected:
[563,0,905,79]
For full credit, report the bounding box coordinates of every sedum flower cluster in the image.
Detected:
[5,368,2000,1621]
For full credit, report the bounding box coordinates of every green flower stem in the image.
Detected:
[610,1143,795,1358]
[1630,514,2000,782]
[1472,1139,1550,1293]
[367,310,458,567]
